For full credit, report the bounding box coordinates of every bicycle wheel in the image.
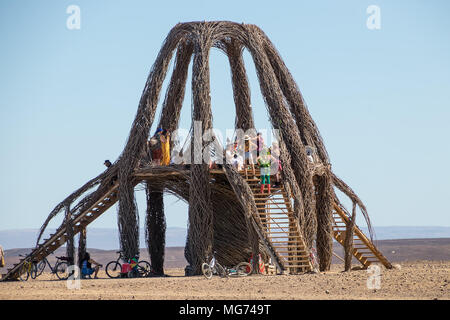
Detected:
[19,264,29,281]
[36,260,46,277]
[215,263,228,278]
[235,262,252,276]
[30,263,38,279]
[137,261,152,277]
[55,261,69,280]
[201,263,212,279]
[105,261,122,279]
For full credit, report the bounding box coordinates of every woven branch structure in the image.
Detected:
[36,21,374,275]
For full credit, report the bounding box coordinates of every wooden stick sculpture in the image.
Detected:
[33,21,379,276]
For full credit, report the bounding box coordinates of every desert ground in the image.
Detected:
[2,239,449,300]
[0,261,448,300]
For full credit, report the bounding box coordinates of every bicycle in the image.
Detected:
[224,262,253,277]
[35,255,73,280]
[18,254,38,281]
[201,252,229,279]
[105,251,152,278]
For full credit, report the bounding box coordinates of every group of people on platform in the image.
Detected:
[143,128,286,194]
[225,133,282,194]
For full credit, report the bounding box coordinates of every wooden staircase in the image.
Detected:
[1,183,122,281]
[332,203,392,269]
[241,169,311,274]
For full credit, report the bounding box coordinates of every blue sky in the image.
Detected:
[0,0,449,233]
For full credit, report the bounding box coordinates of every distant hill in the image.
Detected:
[0,227,187,250]
[361,226,450,240]
[1,226,448,250]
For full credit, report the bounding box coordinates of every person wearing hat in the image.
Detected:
[243,135,256,176]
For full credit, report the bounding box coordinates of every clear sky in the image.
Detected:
[1,0,449,233]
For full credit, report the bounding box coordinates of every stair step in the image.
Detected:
[280,258,309,262]
[276,250,307,254]
[253,194,287,198]
[271,245,305,248]
[269,235,302,239]
[279,254,309,258]
[260,211,293,214]
[260,217,295,220]
[257,212,293,215]
[256,204,290,208]
[282,260,310,264]
[270,240,303,244]
[270,231,298,236]
[255,202,281,205]
[259,216,293,219]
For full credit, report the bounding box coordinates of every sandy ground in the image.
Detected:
[0,260,448,300]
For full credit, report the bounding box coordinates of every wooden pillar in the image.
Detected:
[344,202,357,271]
[77,228,86,268]
[145,184,166,275]
[185,31,214,275]
[314,174,334,272]
[65,205,75,265]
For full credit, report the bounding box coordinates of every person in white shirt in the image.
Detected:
[231,153,244,171]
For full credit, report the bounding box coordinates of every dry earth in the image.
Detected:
[0,261,448,300]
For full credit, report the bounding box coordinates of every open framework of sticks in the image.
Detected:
[35,21,380,276]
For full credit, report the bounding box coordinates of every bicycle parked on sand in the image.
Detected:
[18,254,37,281]
[105,251,152,278]
[19,254,71,281]
[35,255,72,280]
[224,262,253,277]
[201,252,253,279]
